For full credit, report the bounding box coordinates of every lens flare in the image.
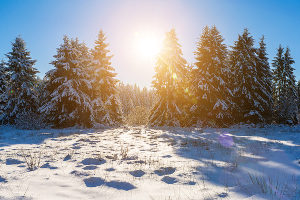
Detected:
[218,132,234,148]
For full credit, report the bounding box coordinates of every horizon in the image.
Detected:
[1,0,300,87]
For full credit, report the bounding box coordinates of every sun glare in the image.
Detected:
[134,31,162,60]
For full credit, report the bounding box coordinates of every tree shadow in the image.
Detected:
[0,126,112,148]
[163,126,300,199]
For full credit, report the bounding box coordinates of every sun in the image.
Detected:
[134,31,162,60]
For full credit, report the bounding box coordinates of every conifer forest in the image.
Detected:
[0,1,300,200]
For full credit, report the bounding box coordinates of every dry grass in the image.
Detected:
[246,173,299,199]
[19,149,42,171]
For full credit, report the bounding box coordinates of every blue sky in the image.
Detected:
[0,0,299,87]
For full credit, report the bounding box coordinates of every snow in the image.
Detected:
[0,125,299,200]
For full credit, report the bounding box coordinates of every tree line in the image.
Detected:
[0,31,122,128]
[150,26,298,127]
[0,26,298,129]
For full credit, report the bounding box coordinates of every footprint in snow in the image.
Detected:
[81,158,106,165]
[41,163,58,169]
[82,165,98,170]
[129,170,145,177]
[84,177,105,187]
[185,181,196,185]
[134,160,146,164]
[154,167,176,176]
[83,177,136,191]
[105,181,136,191]
[70,170,90,177]
[218,192,229,198]
[63,154,72,161]
[0,176,7,183]
[161,176,178,184]
[6,158,23,165]
[105,168,115,172]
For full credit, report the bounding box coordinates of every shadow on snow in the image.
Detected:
[163,125,300,199]
[0,126,112,148]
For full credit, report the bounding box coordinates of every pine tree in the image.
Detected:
[91,30,122,126]
[0,61,8,116]
[149,29,190,127]
[272,45,285,121]
[191,26,233,127]
[117,83,134,116]
[297,81,300,111]
[117,82,157,117]
[284,48,298,124]
[229,29,265,124]
[272,46,298,124]
[256,36,273,123]
[0,37,39,125]
[41,36,94,128]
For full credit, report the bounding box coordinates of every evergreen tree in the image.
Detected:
[0,61,8,116]
[272,45,285,121]
[0,37,39,125]
[229,29,265,124]
[41,36,94,128]
[297,81,300,111]
[91,30,122,126]
[191,26,233,127]
[117,82,157,116]
[149,29,190,127]
[256,36,273,123]
[283,48,298,124]
[272,46,298,124]
[117,83,134,116]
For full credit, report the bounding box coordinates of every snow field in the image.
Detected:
[0,125,299,200]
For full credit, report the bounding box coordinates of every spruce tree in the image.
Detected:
[91,30,122,126]
[0,61,7,116]
[256,36,273,123]
[41,36,94,128]
[272,45,285,119]
[297,81,300,111]
[149,29,190,127]
[284,48,298,124]
[272,46,298,124]
[117,83,134,116]
[229,29,265,124]
[191,26,233,127]
[0,37,39,125]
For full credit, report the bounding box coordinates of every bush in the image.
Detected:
[20,149,42,171]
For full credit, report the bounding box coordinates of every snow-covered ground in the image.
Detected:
[0,125,299,200]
